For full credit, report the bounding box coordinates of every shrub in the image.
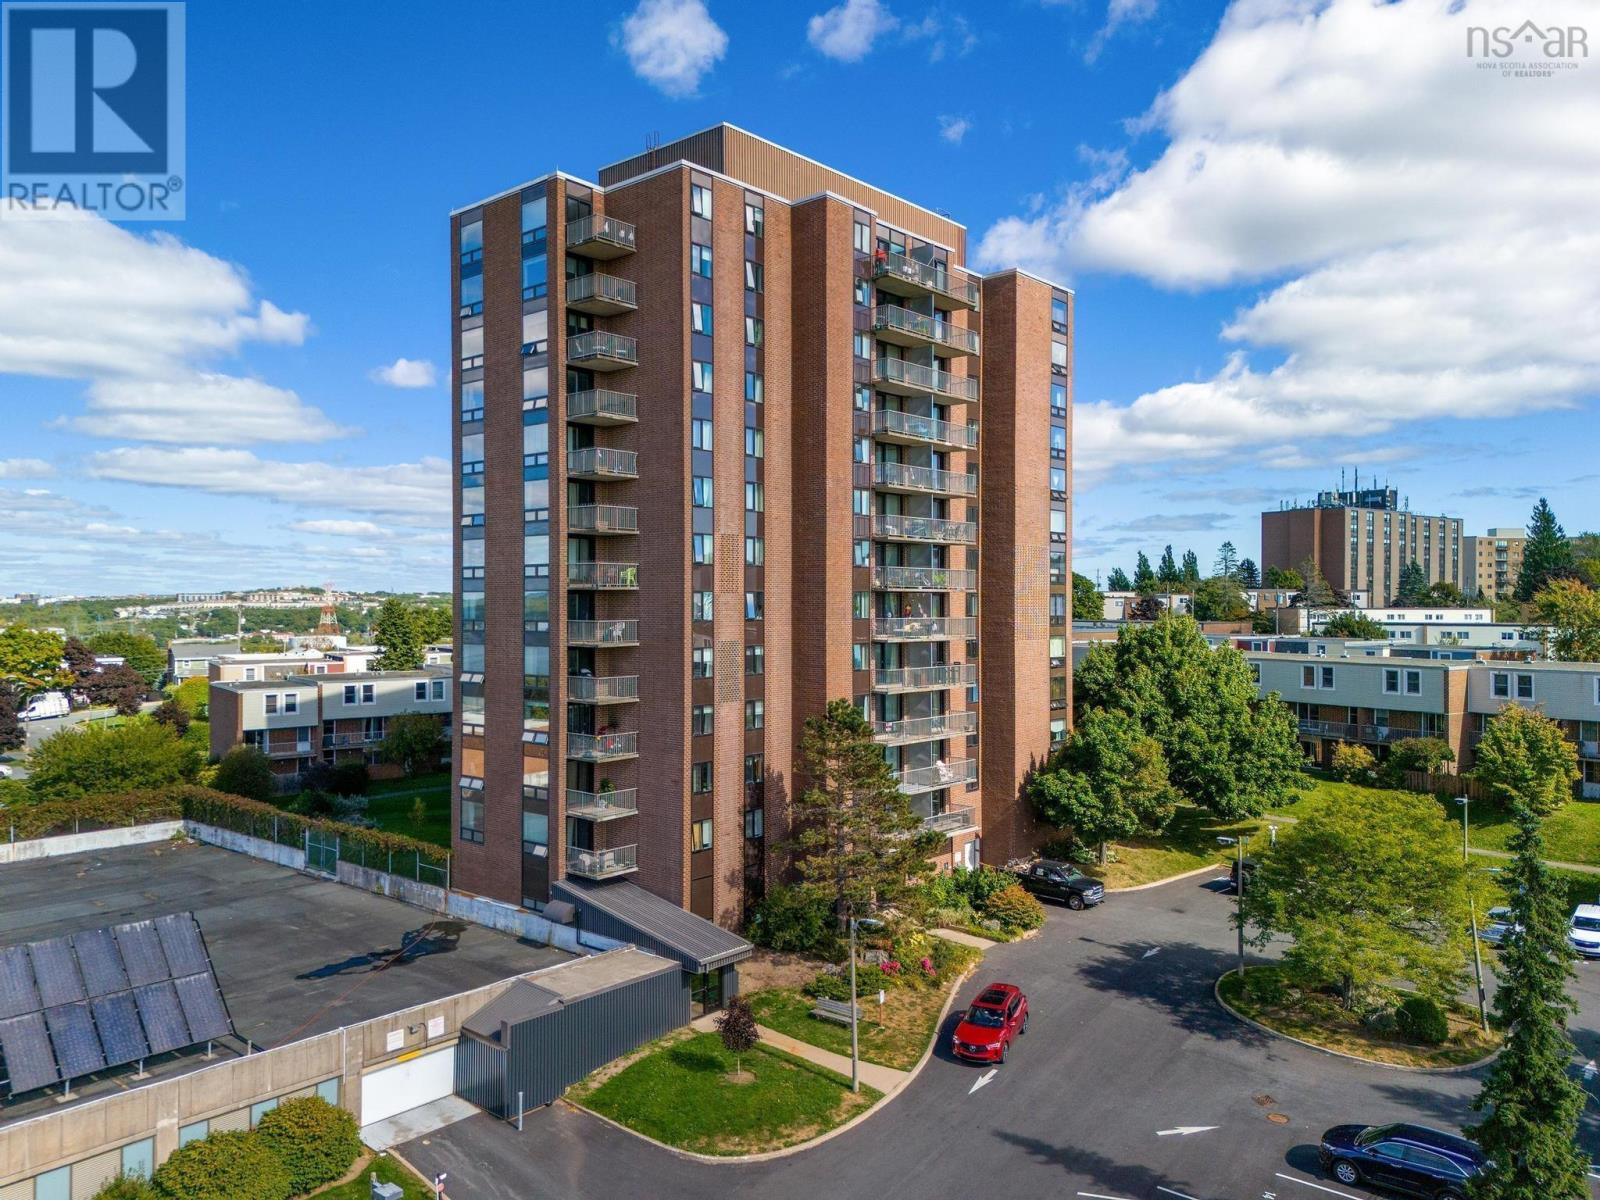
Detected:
[949,865,1017,909]
[1379,737,1456,788]
[981,883,1046,931]
[746,885,836,956]
[151,1129,292,1200]
[1036,834,1078,861]
[211,746,274,802]
[1330,742,1376,784]
[254,1096,360,1194]
[803,971,850,1001]
[804,963,891,1001]
[93,1177,159,1199]
[1394,995,1449,1046]
[1245,970,1287,1006]
[328,760,370,797]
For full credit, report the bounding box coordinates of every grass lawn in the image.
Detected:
[1081,804,1267,889]
[568,1030,879,1155]
[1219,966,1500,1069]
[314,1153,431,1198]
[362,772,450,847]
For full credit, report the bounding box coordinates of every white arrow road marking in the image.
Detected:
[1157,1125,1218,1136]
[1157,1187,1200,1200]
[1274,1171,1362,1198]
[968,1068,997,1094]
[1143,947,1161,959]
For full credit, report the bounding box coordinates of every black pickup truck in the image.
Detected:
[1014,860,1106,910]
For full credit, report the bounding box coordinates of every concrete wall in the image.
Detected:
[0,821,185,865]
[185,822,307,870]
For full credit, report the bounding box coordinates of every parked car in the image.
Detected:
[19,691,68,721]
[1477,906,1521,947]
[1015,860,1105,910]
[951,983,1029,1064]
[1318,1123,1487,1198]
[0,764,12,779]
[1229,857,1259,893]
[1569,904,1600,958]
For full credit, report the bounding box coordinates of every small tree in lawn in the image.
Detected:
[1472,705,1579,819]
[1377,736,1455,788]
[378,713,443,778]
[715,994,761,1080]
[1329,741,1375,784]
[1030,707,1177,864]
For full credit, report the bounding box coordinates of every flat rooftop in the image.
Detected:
[1,841,567,1123]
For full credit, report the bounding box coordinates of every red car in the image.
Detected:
[952,983,1029,1063]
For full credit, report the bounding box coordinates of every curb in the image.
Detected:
[1213,974,1502,1075]
[563,957,985,1164]
[1105,861,1230,894]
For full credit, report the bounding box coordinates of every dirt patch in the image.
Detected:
[740,949,826,992]
[569,1028,694,1096]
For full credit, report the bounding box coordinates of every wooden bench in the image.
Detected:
[810,997,861,1025]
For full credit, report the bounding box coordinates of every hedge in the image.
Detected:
[254,1097,361,1194]
[3,787,185,840]
[150,1129,292,1200]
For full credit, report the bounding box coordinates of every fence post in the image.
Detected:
[416,850,421,884]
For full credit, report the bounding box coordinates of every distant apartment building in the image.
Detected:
[166,639,242,681]
[208,648,379,683]
[451,123,1069,928]
[210,668,451,779]
[1461,527,1525,599]
[1261,483,1462,608]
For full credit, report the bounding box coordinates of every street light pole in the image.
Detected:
[1460,796,1490,1033]
[848,917,860,1094]
[1235,836,1248,980]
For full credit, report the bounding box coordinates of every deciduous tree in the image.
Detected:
[87,631,165,688]
[1472,705,1579,819]
[1191,575,1250,622]
[0,623,70,699]
[1030,707,1177,863]
[0,683,22,753]
[27,719,200,802]
[1529,579,1600,662]
[378,713,444,777]
[1071,572,1104,622]
[715,994,761,1078]
[372,597,424,670]
[1320,611,1386,639]
[211,746,275,802]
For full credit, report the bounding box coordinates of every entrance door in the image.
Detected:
[689,970,723,1015]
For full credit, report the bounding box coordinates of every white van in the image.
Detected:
[19,691,69,721]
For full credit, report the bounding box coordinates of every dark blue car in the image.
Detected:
[1318,1123,1487,1198]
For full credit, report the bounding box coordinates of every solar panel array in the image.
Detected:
[0,914,233,1096]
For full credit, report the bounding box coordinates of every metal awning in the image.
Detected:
[551,878,752,974]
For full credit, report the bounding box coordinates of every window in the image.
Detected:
[693,590,713,621]
[34,1167,69,1200]
[1050,466,1067,492]
[745,536,764,565]
[693,534,714,564]
[745,699,764,730]
[343,684,358,704]
[1050,382,1067,416]
[521,253,546,300]
[284,693,298,714]
[1405,670,1421,695]
[852,332,872,358]
[745,426,764,458]
[460,325,484,368]
[460,796,484,843]
[1516,673,1534,700]
[432,679,446,701]
[692,417,714,450]
[692,360,713,392]
[853,222,872,253]
[693,704,713,736]
[1051,296,1068,331]
[250,1098,279,1127]
[1250,663,1262,684]
[416,681,429,701]
[460,219,482,264]
[854,539,871,567]
[362,683,375,704]
[745,591,764,620]
[692,818,714,852]
[854,278,871,305]
[744,202,763,236]
[853,643,868,671]
[691,761,712,793]
[746,482,764,512]
[692,646,714,677]
[122,1137,154,1179]
[745,260,763,292]
[745,645,764,675]
[745,317,764,346]
[691,301,713,334]
[460,378,484,419]
[1491,672,1510,698]
[854,384,871,411]
[690,183,712,219]
[523,364,549,406]
[745,807,764,838]
[854,591,870,619]
[459,271,483,316]
[692,476,714,508]
[1301,665,1317,689]
[179,1120,209,1147]
[265,693,278,715]
[745,371,764,402]
[691,242,713,277]
[521,308,548,355]
[1051,341,1068,373]
[1384,668,1401,694]
[1050,426,1067,459]
[1321,665,1335,689]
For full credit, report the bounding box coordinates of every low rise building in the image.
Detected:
[166,639,241,681]
[208,647,380,683]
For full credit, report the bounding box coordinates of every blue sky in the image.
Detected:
[1,0,1597,595]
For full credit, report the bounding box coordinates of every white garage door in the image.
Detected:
[360,1046,456,1126]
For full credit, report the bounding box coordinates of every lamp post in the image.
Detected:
[1218,835,1250,980]
[848,914,884,1093]
[1459,795,1490,1033]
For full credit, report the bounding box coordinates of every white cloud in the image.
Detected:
[0,458,54,479]
[289,519,387,538]
[901,11,976,62]
[937,115,972,144]
[70,373,349,444]
[369,358,438,389]
[1085,0,1158,63]
[617,0,728,97]
[975,0,1600,483]
[807,0,896,61]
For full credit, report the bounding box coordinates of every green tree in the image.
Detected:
[1180,549,1201,587]
[1156,545,1181,587]
[1191,575,1249,622]
[413,604,453,644]
[787,699,940,930]
[1320,611,1386,639]
[1296,557,1338,607]
[86,631,164,687]
[1213,541,1240,579]
[1392,561,1428,605]
[1236,557,1260,588]
[0,623,70,699]
[1074,613,1303,819]
[1265,564,1303,590]
[1105,566,1132,592]
[1472,705,1579,819]
[377,712,444,777]
[1493,594,1525,623]
[1529,579,1600,662]
[27,719,200,802]
[1240,787,1474,1009]
[1515,497,1578,601]
[151,698,191,736]
[254,1096,360,1194]
[1132,551,1156,592]
[0,682,22,753]
[172,675,210,717]
[1378,736,1456,788]
[1329,741,1375,783]
[1467,800,1590,1198]
[1422,580,1466,606]
[1030,707,1177,863]
[372,597,424,670]
[1071,572,1104,622]
[151,1128,292,1200]
[210,746,275,802]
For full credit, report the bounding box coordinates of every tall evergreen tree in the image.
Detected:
[372,598,424,670]
[1296,557,1338,607]
[1105,566,1132,592]
[1393,560,1429,605]
[1156,545,1181,586]
[1213,541,1240,579]
[1236,557,1260,588]
[1516,497,1578,601]
[1180,549,1202,587]
[1132,552,1156,592]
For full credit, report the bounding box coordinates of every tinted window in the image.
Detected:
[1404,1146,1465,1176]
[965,1006,1005,1028]
[1372,1142,1407,1161]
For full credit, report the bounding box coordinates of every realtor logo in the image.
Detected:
[2,2,186,218]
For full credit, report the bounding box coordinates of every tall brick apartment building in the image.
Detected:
[451,125,1071,929]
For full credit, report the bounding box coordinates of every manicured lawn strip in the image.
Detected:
[1080,804,1266,889]
[1218,967,1500,1069]
[748,976,958,1071]
[315,1153,431,1198]
[568,1031,879,1155]
[362,775,450,847]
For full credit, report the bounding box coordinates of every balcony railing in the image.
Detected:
[1579,739,1600,760]
[870,251,980,309]
[322,733,381,749]
[568,503,638,534]
[567,330,638,372]
[567,446,638,480]
[872,710,977,744]
[567,674,639,704]
[566,619,639,647]
[923,805,979,836]
[872,305,979,355]
[898,758,977,794]
[871,461,975,497]
[872,616,977,641]
[266,741,313,758]
[871,409,976,449]
[865,513,976,545]
[566,214,636,259]
[567,731,639,761]
[567,388,638,425]
[1298,719,1431,744]
[565,271,637,314]
[565,788,639,821]
[567,843,638,878]
[568,561,639,590]
[873,358,979,403]
[872,564,976,591]
[873,663,975,692]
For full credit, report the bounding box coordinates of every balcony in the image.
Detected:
[872,305,979,356]
[566,214,636,260]
[923,805,979,837]
[567,844,638,879]
[870,251,980,310]
[567,330,637,372]
[864,513,976,545]
[565,271,637,315]
[873,358,979,404]
[568,504,638,534]
[568,561,639,590]
[872,710,977,745]
[565,788,639,822]
[322,732,381,749]
[567,388,638,426]
[265,740,313,759]
[1298,719,1431,744]
[872,616,977,642]
[567,731,639,762]
[568,446,638,480]
[1578,739,1600,760]
[566,619,639,647]
[871,461,975,498]
[567,674,640,704]
[898,758,977,795]
[871,409,976,450]
[873,663,975,693]
[872,564,976,591]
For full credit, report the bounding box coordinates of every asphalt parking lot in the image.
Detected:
[401,870,1600,1200]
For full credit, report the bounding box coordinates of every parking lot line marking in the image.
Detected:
[1273,1172,1362,1199]
[1075,1193,1135,1200]
[1156,1187,1200,1200]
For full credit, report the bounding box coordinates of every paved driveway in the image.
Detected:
[402,870,1600,1200]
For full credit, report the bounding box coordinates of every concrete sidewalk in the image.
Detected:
[930,927,995,948]
[689,1014,908,1093]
